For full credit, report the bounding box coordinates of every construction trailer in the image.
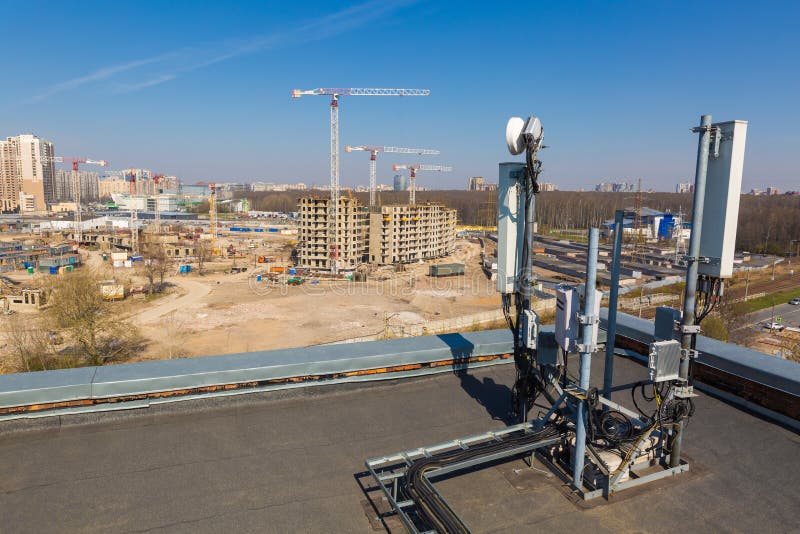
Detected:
[428,262,464,277]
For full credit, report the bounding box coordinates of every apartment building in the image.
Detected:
[0,139,20,211]
[368,203,457,265]
[0,134,55,212]
[297,196,368,270]
[55,169,100,202]
[99,176,132,198]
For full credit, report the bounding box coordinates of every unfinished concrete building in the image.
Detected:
[297,196,368,270]
[368,203,457,265]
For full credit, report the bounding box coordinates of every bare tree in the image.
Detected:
[195,239,213,275]
[5,314,57,372]
[45,269,142,366]
[162,311,189,359]
[140,242,172,294]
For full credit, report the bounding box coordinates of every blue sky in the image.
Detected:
[1,1,798,190]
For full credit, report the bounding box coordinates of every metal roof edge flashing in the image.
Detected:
[0,329,517,415]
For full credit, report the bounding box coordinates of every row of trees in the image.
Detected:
[240,190,800,254]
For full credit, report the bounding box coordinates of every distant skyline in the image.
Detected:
[1,1,798,191]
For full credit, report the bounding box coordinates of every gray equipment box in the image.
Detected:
[536,331,564,367]
[648,340,682,382]
[654,307,682,341]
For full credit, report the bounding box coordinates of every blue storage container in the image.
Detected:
[49,266,58,275]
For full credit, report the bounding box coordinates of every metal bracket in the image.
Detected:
[680,325,701,335]
[691,124,719,134]
[681,348,699,360]
[682,255,713,264]
[577,314,598,325]
[673,384,698,399]
[576,343,598,353]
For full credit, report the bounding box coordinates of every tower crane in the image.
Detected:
[344,145,440,210]
[209,183,217,247]
[53,157,108,245]
[392,164,452,205]
[291,87,430,273]
[152,174,164,234]
[124,171,140,254]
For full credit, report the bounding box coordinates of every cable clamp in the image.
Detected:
[576,343,598,353]
[691,124,719,134]
[577,314,598,325]
[680,325,701,335]
[673,384,698,399]
[681,348,699,361]
[681,255,713,264]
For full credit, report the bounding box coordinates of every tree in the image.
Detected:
[140,242,172,294]
[45,269,142,366]
[195,239,213,275]
[5,314,58,372]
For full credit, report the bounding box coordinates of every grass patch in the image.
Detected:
[739,287,800,314]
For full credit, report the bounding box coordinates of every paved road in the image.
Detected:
[0,358,797,533]
[737,301,800,331]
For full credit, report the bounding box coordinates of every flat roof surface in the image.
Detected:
[1,355,798,533]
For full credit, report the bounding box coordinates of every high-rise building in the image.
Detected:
[0,134,55,212]
[121,168,154,195]
[297,196,458,269]
[467,176,497,191]
[676,182,693,194]
[393,174,409,192]
[0,139,21,211]
[595,181,636,193]
[99,175,132,198]
[539,182,558,192]
[55,169,99,203]
[468,176,485,191]
[297,196,368,270]
[368,203,457,265]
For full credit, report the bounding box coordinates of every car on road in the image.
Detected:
[789,298,800,305]
[762,322,785,332]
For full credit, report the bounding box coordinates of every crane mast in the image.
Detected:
[291,87,430,273]
[53,157,108,245]
[393,164,453,205]
[209,184,217,247]
[152,174,164,234]
[345,145,440,210]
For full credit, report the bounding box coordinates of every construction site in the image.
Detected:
[0,110,797,534]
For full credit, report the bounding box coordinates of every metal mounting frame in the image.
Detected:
[365,422,562,534]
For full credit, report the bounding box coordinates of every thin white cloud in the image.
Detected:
[28,52,177,102]
[113,74,177,93]
[30,0,416,101]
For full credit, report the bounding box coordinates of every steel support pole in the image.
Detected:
[602,211,624,401]
[517,174,536,421]
[572,227,599,489]
[521,182,536,311]
[672,114,711,467]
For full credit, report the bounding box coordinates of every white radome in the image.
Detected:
[506,116,526,155]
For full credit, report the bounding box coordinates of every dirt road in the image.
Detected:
[133,277,212,325]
